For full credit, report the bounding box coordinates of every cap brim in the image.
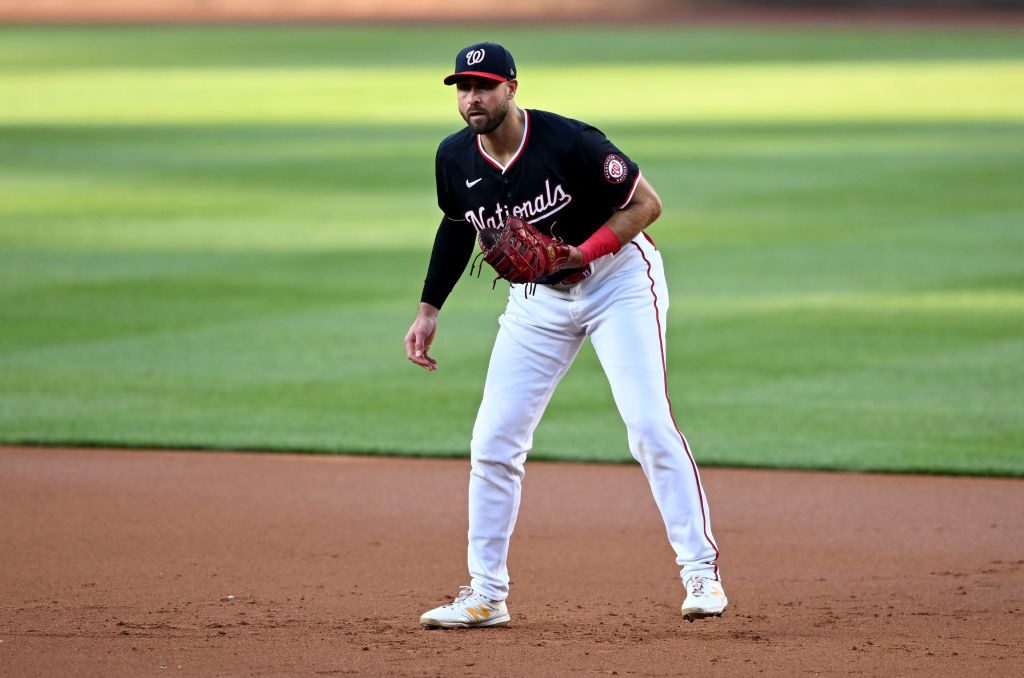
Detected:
[443,71,510,86]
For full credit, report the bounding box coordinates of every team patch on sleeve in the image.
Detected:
[604,154,628,184]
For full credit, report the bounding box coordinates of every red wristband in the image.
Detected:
[578,225,623,266]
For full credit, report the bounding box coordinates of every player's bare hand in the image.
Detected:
[405,303,439,371]
[559,245,584,270]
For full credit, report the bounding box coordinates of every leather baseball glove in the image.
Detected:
[475,216,572,285]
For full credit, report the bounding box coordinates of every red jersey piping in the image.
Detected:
[618,171,642,210]
[477,109,530,174]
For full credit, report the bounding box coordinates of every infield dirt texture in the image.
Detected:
[1,446,1023,676]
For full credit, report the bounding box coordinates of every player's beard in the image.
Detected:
[463,98,509,135]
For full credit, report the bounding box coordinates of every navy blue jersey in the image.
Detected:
[421,109,640,309]
[435,109,640,246]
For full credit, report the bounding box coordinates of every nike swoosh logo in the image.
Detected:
[466,178,483,188]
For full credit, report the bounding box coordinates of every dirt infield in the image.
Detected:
[1,446,1021,676]
[3,0,1023,25]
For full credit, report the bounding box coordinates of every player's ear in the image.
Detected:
[505,79,518,99]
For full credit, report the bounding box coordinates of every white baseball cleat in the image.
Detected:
[420,586,511,629]
[681,575,728,621]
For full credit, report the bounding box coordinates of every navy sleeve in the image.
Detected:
[435,147,459,219]
[420,216,475,310]
[575,126,641,210]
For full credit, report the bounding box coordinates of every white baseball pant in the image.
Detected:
[467,233,721,601]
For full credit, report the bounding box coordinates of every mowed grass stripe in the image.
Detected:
[1,61,1022,124]
[0,26,1021,474]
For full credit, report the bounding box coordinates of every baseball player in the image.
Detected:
[405,42,726,628]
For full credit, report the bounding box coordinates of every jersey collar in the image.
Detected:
[476,108,529,174]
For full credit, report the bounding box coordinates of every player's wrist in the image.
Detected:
[577,225,623,266]
[417,302,440,319]
[561,246,584,270]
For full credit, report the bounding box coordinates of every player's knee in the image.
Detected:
[626,419,683,460]
[626,414,665,441]
[470,452,527,485]
[471,435,527,467]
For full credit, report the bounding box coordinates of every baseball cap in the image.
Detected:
[443,42,517,86]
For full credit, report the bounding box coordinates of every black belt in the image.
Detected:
[536,265,593,287]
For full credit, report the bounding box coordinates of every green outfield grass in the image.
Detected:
[1,25,1022,475]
